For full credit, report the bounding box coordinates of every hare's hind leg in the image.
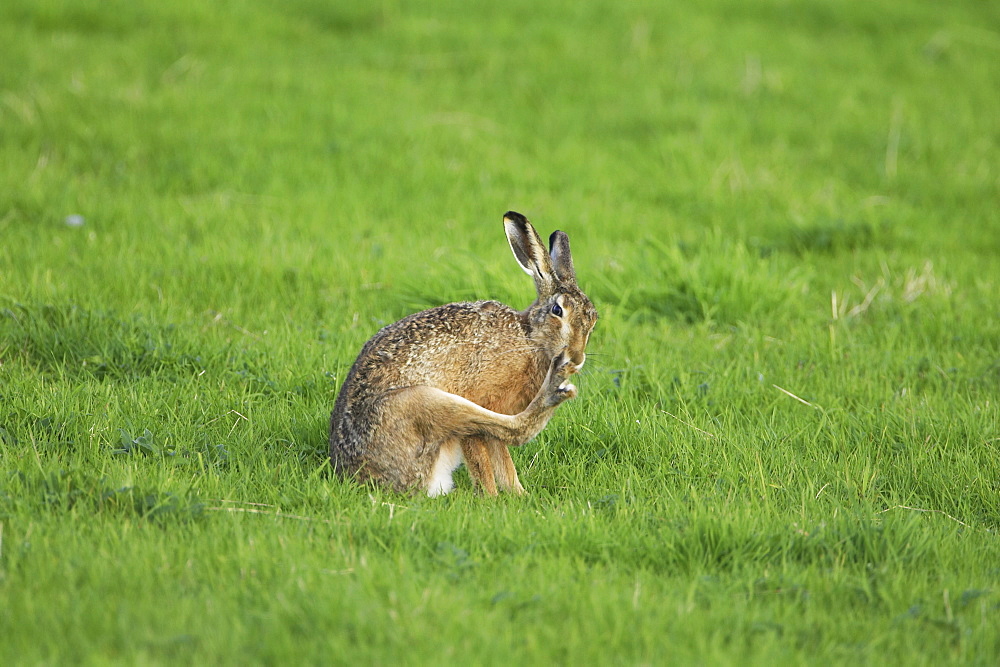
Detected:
[486,351,574,494]
[488,443,525,494]
[377,388,526,497]
[383,354,575,496]
[461,437,498,496]
[388,385,564,450]
[461,438,524,496]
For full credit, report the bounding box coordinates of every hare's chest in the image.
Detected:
[459,351,543,415]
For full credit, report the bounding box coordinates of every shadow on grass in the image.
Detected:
[1,302,207,380]
[755,219,893,257]
[1,302,337,401]
[0,467,205,524]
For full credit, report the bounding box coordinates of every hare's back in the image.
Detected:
[356,300,537,397]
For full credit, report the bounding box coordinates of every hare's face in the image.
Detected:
[532,287,598,371]
[503,210,596,370]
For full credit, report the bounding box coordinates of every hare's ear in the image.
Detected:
[504,211,556,295]
[548,230,577,285]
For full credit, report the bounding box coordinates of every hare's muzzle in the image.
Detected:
[554,349,585,375]
[565,352,585,373]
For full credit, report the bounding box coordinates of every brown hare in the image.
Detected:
[329,211,597,496]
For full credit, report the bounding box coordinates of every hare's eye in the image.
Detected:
[550,303,564,317]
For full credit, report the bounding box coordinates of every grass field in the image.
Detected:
[2,0,999,663]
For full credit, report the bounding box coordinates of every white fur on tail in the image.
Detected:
[427,442,464,497]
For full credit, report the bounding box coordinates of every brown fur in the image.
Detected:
[329,212,598,496]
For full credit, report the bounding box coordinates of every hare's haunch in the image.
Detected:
[329,212,597,496]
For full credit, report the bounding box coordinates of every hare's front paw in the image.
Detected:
[545,352,578,405]
[554,382,577,402]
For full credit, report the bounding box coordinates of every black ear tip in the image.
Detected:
[549,230,570,250]
[503,211,529,225]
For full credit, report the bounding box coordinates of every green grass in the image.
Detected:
[2,0,999,663]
